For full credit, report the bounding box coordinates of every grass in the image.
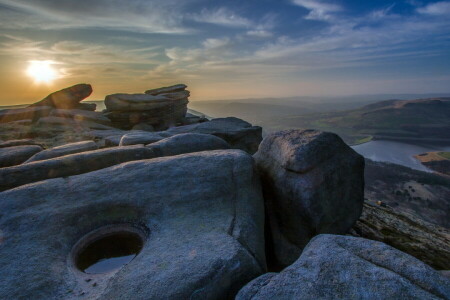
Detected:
[438,152,450,160]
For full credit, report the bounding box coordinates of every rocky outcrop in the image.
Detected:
[236,234,450,300]
[50,109,112,126]
[103,84,190,130]
[350,202,450,270]
[29,83,93,109]
[0,145,43,167]
[36,117,115,130]
[0,106,53,123]
[0,150,265,299]
[166,117,262,154]
[25,140,99,163]
[254,129,365,268]
[0,139,42,148]
[145,83,187,95]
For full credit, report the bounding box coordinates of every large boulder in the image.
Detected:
[119,132,167,146]
[25,140,99,163]
[0,106,53,123]
[254,129,365,268]
[351,202,450,270]
[166,117,262,154]
[0,150,265,299]
[236,234,450,300]
[0,145,155,191]
[148,133,230,157]
[0,145,42,168]
[29,84,92,109]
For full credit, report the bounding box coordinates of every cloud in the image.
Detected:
[417,1,450,15]
[291,0,343,21]
[189,7,252,28]
[246,30,273,38]
[0,0,193,33]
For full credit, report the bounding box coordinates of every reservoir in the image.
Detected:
[352,140,450,172]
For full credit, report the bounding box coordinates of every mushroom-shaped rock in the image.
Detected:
[29,84,92,109]
[254,129,365,268]
[0,150,266,299]
[236,235,450,300]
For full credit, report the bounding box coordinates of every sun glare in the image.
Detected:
[26,60,58,83]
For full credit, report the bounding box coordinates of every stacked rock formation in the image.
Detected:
[103,84,190,130]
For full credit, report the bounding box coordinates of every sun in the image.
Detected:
[26,60,58,83]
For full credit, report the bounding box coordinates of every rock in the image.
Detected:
[131,123,155,132]
[236,234,450,300]
[0,145,155,191]
[75,102,97,111]
[0,139,42,148]
[254,129,365,268]
[145,83,187,95]
[37,117,115,130]
[0,150,265,299]
[119,132,166,146]
[104,93,188,112]
[50,109,111,126]
[25,141,99,163]
[29,84,92,109]
[0,145,43,168]
[0,106,53,123]
[350,202,450,270]
[166,117,262,154]
[148,133,230,157]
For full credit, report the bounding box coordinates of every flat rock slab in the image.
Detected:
[0,106,53,123]
[0,139,42,148]
[254,129,365,268]
[119,132,166,146]
[104,93,187,112]
[166,117,262,154]
[236,234,450,300]
[351,202,450,270]
[0,145,42,168]
[0,150,265,299]
[25,140,99,163]
[145,84,187,95]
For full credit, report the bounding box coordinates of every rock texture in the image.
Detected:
[119,132,166,146]
[350,201,450,270]
[0,145,42,167]
[29,84,93,109]
[0,150,265,300]
[0,106,53,123]
[145,83,187,95]
[50,109,111,126]
[166,117,262,154]
[104,84,190,130]
[236,234,450,300]
[0,139,42,148]
[254,129,365,268]
[25,140,99,163]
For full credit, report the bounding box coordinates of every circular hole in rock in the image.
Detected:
[73,225,145,274]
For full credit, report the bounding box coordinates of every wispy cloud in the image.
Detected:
[417,1,450,15]
[189,7,253,28]
[291,0,343,21]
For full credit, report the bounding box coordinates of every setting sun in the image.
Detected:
[26,60,58,83]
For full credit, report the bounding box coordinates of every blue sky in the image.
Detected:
[0,0,449,104]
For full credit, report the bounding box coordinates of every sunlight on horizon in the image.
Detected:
[26,60,59,84]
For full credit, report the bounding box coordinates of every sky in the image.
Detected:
[0,0,449,105]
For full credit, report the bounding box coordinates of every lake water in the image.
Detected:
[352,140,450,172]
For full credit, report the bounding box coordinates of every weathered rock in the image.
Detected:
[236,234,450,300]
[0,150,265,299]
[0,145,155,191]
[350,202,450,270]
[29,84,92,109]
[148,133,230,157]
[25,141,99,163]
[254,129,365,268]
[166,117,262,154]
[119,132,166,146]
[37,117,115,130]
[0,139,42,148]
[131,123,155,132]
[50,109,111,125]
[145,83,187,95]
[75,102,96,111]
[104,93,188,112]
[0,106,53,123]
[0,145,42,168]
